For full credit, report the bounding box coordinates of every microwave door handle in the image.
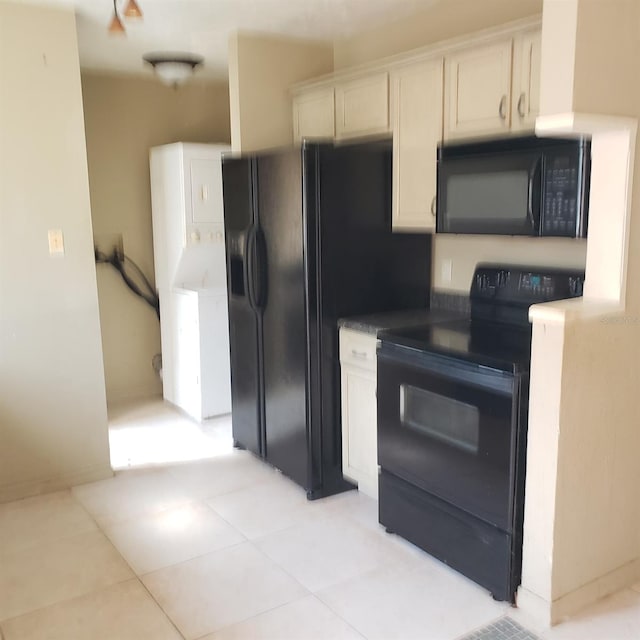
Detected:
[528,158,543,230]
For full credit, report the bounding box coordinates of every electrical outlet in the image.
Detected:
[441,259,453,283]
[94,233,124,261]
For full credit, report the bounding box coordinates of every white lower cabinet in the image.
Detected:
[339,328,379,499]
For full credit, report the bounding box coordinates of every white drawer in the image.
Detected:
[339,328,377,371]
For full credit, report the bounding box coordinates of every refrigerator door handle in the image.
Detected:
[253,227,267,310]
[245,226,258,312]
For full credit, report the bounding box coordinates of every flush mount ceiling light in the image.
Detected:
[108,0,143,36]
[142,53,204,87]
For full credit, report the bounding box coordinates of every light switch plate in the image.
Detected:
[48,229,64,256]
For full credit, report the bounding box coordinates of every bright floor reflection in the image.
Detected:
[108,397,234,470]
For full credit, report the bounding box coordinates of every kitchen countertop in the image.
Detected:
[338,308,465,336]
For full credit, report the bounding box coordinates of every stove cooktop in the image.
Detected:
[378,319,533,373]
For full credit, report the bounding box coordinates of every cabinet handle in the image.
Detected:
[351,349,368,359]
[517,92,526,118]
[499,95,507,121]
[431,196,437,217]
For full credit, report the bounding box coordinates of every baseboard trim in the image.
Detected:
[518,557,640,627]
[551,558,640,624]
[0,463,114,504]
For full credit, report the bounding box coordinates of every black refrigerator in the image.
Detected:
[222,140,431,499]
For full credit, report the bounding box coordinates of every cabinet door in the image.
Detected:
[335,73,390,139]
[511,31,541,132]
[391,59,443,232]
[341,365,378,499]
[444,39,513,140]
[292,88,335,143]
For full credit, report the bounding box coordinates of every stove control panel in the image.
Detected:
[471,264,585,306]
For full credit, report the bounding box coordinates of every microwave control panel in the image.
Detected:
[541,154,584,236]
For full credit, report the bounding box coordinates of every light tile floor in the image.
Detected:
[1,398,639,639]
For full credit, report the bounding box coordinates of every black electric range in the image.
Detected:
[376,263,585,602]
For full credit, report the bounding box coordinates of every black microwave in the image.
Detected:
[436,136,591,237]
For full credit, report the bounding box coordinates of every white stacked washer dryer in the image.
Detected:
[150,143,231,421]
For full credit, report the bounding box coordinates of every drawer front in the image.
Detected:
[339,328,377,370]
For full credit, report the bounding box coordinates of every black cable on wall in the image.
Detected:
[95,249,160,319]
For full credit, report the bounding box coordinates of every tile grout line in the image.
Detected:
[71,462,322,639]
[0,498,137,624]
[308,592,369,640]
[69,486,187,640]
[249,536,401,640]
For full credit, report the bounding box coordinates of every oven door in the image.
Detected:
[377,343,526,533]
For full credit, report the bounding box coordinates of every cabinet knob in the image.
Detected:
[517,92,526,118]
[431,196,437,217]
[499,95,507,121]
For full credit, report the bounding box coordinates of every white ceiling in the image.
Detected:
[17,0,440,80]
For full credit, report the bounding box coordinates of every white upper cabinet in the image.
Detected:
[444,39,513,140]
[292,87,335,143]
[511,30,542,132]
[335,73,390,139]
[391,59,444,232]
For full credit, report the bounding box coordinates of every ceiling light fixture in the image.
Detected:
[142,53,204,88]
[108,0,143,36]
[123,0,143,19]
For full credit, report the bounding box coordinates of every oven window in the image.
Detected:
[400,384,479,454]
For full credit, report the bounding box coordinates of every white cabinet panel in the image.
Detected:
[511,30,541,132]
[340,328,378,499]
[444,39,513,140]
[335,73,390,139]
[190,158,223,224]
[391,59,443,232]
[344,368,377,477]
[173,291,201,419]
[293,88,335,143]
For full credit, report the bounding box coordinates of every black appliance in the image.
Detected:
[222,140,431,500]
[377,264,584,601]
[437,136,591,237]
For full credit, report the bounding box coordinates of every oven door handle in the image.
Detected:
[528,157,543,232]
[377,343,517,396]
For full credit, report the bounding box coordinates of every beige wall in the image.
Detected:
[81,73,230,404]
[433,237,587,291]
[229,32,333,153]
[0,3,111,502]
[520,0,640,624]
[334,0,542,69]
